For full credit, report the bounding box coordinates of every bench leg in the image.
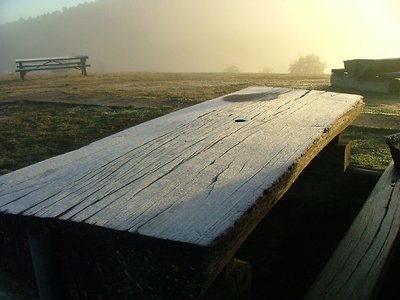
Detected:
[305,134,350,174]
[27,228,63,300]
[80,58,87,76]
[81,67,87,76]
[19,71,26,80]
[201,258,251,300]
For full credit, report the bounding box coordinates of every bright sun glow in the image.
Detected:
[302,0,400,67]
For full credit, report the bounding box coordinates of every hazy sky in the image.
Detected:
[0,0,399,72]
[0,0,94,23]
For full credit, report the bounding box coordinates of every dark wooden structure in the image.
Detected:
[15,56,90,80]
[331,58,400,94]
[0,87,363,299]
[305,156,400,299]
[387,133,400,169]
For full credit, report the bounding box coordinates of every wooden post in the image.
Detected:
[389,78,400,95]
[27,228,63,300]
[18,62,26,80]
[80,57,87,76]
[201,258,251,300]
[304,134,350,175]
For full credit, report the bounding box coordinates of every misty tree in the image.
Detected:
[224,65,242,73]
[288,54,326,74]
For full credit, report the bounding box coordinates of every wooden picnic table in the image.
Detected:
[331,58,400,94]
[0,87,364,299]
[15,55,90,79]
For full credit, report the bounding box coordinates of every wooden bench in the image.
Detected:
[305,158,400,299]
[331,58,400,94]
[15,55,90,80]
[0,87,363,299]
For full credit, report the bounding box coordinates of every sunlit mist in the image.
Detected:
[0,0,399,73]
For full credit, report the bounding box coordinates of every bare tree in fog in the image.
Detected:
[224,65,242,73]
[288,54,326,74]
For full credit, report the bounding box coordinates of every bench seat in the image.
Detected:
[305,162,400,300]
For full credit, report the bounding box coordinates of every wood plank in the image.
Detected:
[0,87,363,246]
[331,73,400,95]
[16,65,91,72]
[331,68,346,74]
[304,162,400,300]
[344,58,400,78]
[15,56,88,63]
[378,72,400,79]
[16,62,88,69]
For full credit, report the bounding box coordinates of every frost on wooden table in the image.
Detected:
[0,87,364,299]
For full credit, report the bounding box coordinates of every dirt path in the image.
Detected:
[0,91,192,108]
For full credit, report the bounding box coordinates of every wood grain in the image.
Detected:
[0,87,363,247]
[0,87,363,298]
[305,162,400,300]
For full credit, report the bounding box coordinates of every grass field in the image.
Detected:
[1,72,399,175]
[0,101,173,175]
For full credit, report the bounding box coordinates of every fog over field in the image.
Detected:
[0,0,399,73]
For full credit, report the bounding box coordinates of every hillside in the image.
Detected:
[1,0,290,73]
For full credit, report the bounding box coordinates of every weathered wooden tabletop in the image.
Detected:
[0,87,364,298]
